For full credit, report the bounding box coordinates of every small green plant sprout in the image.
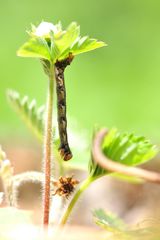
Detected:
[90,128,158,178]
[91,128,160,183]
[17,21,106,228]
[17,21,106,62]
[59,128,159,226]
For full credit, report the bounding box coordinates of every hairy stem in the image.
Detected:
[59,176,96,226]
[11,171,56,208]
[43,64,55,227]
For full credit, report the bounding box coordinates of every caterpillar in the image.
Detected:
[55,54,74,161]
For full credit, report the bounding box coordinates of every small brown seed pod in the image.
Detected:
[52,175,79,199]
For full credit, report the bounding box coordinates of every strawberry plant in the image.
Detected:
[0,21,160,239]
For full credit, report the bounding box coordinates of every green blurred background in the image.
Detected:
[1,0,160,141]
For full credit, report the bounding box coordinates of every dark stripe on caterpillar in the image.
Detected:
[55,54,74,161]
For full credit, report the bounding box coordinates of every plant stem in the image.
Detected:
[43,64,55,227]
[59,176,96,226]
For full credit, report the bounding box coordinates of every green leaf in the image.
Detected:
[89,156,107,178]
[103,129,158,166]
[55,22,80,59]
[70,36,107,56]
[93,209,126,232]
[17,37,51,60]
[89,128,158,179]
[17,21,106,63]
[7,90,45,141]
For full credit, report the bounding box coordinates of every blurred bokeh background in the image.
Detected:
[1,0,160,228]
[1,0,160,141]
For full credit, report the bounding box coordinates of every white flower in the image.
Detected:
[34,22,58,37]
